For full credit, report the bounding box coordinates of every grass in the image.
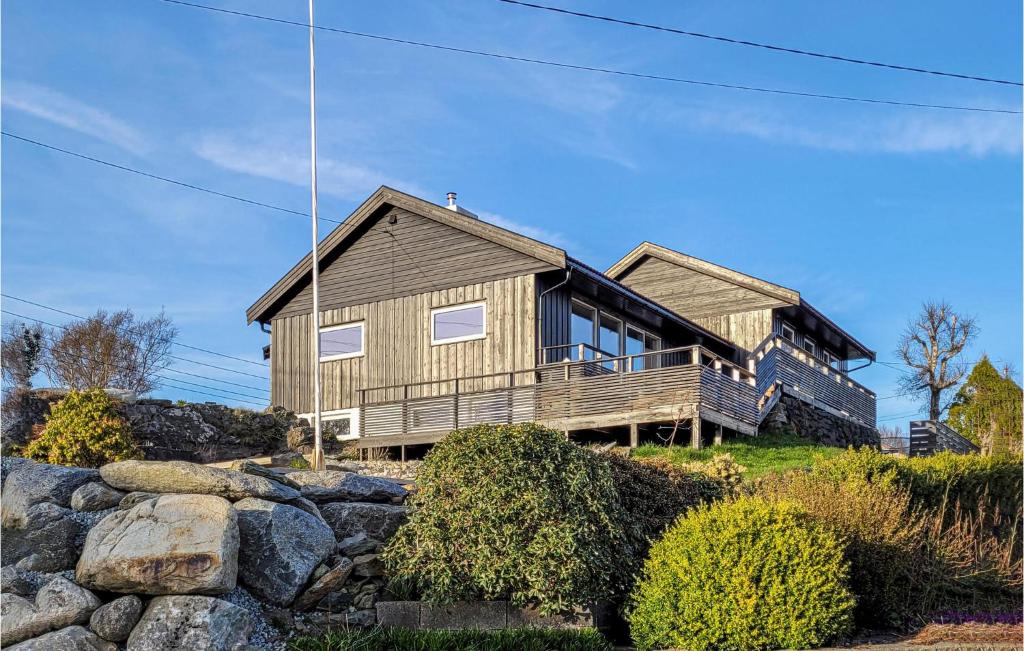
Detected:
[631,432,846,478]
[287,627,613,651]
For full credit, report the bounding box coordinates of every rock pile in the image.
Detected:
[1,456,409,649]
[760,394,879,448]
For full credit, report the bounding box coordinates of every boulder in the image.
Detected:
[289,471,407,504]
[2,503,82,572]
[1,457,36,486]
[2,462,99,528]
[99,460,301,503]
[338,531,380,556]
[292,558,354,611]
[270,451,307,468]
[6,625,115,651]
[118,492,159,510]
[319,502,407,543]
[351,553,384,578]
[126,595,253,651]
[234,498,335,606]
[286,426,339,454]
[232,460,302,490]
[1,577,101,646]
[1,566,37,596]
[76,493,238,595]
[70,483,126,512]
[89,595,143,642]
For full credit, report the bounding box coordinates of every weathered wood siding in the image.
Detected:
[271,275,537,413]
[693,310,774,353]
[273,206,556,319]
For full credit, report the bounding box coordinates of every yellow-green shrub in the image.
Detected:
[21,389,138,467]
[628,498,854,651]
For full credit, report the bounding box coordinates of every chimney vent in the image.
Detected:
[444,191,479,219]
[446,192,457,207]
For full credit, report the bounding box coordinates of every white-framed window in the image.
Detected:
[319,321,364,361]
[780,322,796,342]
[825,350,842,370]
[431,301,486,345]
[301,408,360,441]
[803,336,817,357]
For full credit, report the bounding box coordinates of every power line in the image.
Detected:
[2,310,269,399]
[0,132,342,224]
[496,0,1023,88]
[2,293,271,371]
[154,379,265,407]
[157,0,1021,115]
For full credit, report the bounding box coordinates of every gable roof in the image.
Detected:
[606,242,800,306]
[246,186,567,325]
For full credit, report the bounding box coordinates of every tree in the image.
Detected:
[43,309,177,395]
[1,321,44,396]
[946,356,1023,454]
[896,301,977,421]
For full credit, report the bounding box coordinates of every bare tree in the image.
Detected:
[43,309,177,395]
[1,321,44,396]
[896,301,977,421]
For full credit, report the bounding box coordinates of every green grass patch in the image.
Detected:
[287,627,612,651]
[631,432,845,479]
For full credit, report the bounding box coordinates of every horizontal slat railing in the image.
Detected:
[754,336,876,426]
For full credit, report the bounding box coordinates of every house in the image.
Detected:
[247,187,876,456]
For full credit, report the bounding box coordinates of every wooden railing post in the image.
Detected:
[577,343,585,361]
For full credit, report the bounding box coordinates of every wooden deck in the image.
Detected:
[754,335,876,426]
[355,345,758,448]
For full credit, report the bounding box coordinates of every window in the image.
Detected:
[803,337,817,357]
[626,326,660,371]
[320,322,364,361]
[780,322,796,342]
[431,302,486,345]
[301,408,359,441]
[599,313,621,357]
[570,301,597,359]
[825,350,842,370]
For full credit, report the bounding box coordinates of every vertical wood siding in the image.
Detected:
[693,310,774,353]
[271,275,537,413]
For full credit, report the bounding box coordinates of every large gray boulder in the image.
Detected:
[319,502,407,543]
[288,471,408,503]
[2,462,99,527]
[1,566,37,596]
[89,595,143,643]
[99,460,302,502]
[234,498,335,606]
[0,577,101,646]
[70,482,126,512]
[6,625,115,651]
[126,595,253,651]
[76,493,239,595]
[2,503,83,572]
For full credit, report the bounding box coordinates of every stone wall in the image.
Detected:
[1,389,305,463]
[0,456,409,649]
[759,393,879,448]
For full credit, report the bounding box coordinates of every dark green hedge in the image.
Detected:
[287,627,612,651]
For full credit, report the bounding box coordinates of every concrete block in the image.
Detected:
[419,601,507,630]
[376,601,420,629]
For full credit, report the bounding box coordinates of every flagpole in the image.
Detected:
[308,0,325,472]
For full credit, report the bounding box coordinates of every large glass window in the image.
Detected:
[599,314,621,357]
[431,302,486,345]
[626,326,661,371]
[320,322,364,361]
[570,301,596,359]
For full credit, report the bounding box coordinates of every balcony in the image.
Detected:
[753,335,876,427]
[356,344,758,446]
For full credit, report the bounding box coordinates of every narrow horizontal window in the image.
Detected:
[431,302,486,345]
[780,322,796,342]
[320,322,364,361]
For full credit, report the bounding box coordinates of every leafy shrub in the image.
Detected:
[381,423,626,615]
[21,389,138,467]
[628,498,855,651]
[288,455,311,470]
[287,626,613,651]
[603,454,722,594]
[758,473,929,627]
[635,453,744,496]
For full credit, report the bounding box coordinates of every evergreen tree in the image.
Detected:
[946,356,1022,454]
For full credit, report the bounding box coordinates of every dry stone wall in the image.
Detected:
[759,393,879,448]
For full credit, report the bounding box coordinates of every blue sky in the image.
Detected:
[2,0,1021,425]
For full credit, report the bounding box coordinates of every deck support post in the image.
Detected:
[400,445,406,463]
[629,422,639,448]
[713,422,723,446]
[690,416,702,449]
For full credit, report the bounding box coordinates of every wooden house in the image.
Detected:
[247,187,874,455]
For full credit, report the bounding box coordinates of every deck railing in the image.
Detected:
[753,335,876,426]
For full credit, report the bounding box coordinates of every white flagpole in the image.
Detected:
[308,0,325,471]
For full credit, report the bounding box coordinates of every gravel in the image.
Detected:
[222,586,288,651]
[66,507,116,547]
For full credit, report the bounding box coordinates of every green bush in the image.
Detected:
[381,423,626,615]
[628,498,855,651]
[603,453,722,594]
[758,473,929,628]
[21,389,138,467]
[287,627,612,651]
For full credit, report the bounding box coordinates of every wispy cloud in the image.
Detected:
[476,209,574,251]
[2,81,147,153]
[669,104,1021,156]
[194,133,424,199]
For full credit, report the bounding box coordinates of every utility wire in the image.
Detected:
[2,310,269,399]
[2,293,270,370]
[497,0,1023,87]
[156,0,1021,115]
